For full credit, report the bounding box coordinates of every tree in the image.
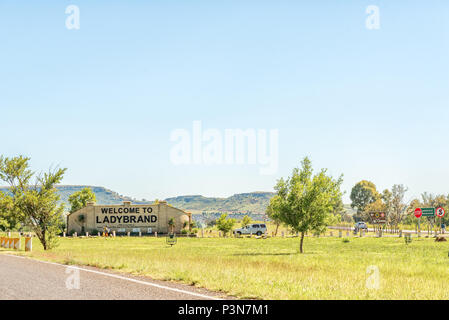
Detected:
[0,155,66,250]
[0,192,21,231]
[241,215,252,228]
[68,187,96,213]
[216,213,236,236]
[350,180,379,220]
[388,184,408,231]
[271,157,343,253]
[266,196,283,236]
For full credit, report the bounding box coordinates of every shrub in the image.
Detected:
[342,238,350,243]
[216,213,236,236]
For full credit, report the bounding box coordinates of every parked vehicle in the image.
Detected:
[354,222,368,230]
[233,224,267,236]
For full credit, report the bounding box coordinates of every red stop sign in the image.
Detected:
[414,208,423,218]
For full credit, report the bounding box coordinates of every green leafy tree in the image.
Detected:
[0,155,66,250]
[350,180,379,220]
[271,157,343,253]
[388,184,408,230]
[0,192,21,231]
[68,187,96,213]
[266,196,283,236]
[216,213,236,236]
[241,215,252,227]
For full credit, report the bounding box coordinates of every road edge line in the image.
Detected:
[3,254,223,300]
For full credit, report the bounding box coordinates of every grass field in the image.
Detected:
[2,235,449,299]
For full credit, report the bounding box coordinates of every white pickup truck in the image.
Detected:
[233,224,267,236]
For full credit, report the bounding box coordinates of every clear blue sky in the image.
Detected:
[0,1,448,203]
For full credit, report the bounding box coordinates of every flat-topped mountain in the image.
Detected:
[0,186,274,214]
[165,192,276,214]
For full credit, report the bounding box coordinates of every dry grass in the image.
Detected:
[2,235,449,299]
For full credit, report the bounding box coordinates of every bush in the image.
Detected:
[342,238,350,243]
[181,229,188,235]
[216,213,236,236]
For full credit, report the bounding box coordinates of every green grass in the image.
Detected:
[2,235,449,299]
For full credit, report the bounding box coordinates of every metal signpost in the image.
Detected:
[414,207,446,235]
[415,208,423,236]
[421,208,435,217]
[166,233,177,247]
[369,212,386,224]
[436,207,445,234]
[369,212,386,237]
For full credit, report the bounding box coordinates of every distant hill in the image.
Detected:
[0,185,356,216]
[165,192,276,214]
[0,186,274,214]
[0,185,152,210]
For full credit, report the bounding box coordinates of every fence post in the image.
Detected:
[25,237,32,252]
[14,238,20,250]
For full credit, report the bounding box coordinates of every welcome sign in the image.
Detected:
[95,206,158,228]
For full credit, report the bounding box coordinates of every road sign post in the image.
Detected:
[436,207,445,234]
[369,212,386,225]
[418,218,421,237]
[414,208,423,219]
[421,208,435,217]
[416,208,437,236]
[436,207,445,218]
[414,208,423,236]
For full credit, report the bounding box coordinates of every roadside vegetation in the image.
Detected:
[2,235,449,300]
[1,154,449,300]
[0,156,66,250]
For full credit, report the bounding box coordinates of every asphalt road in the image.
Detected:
[0,254,226,300]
